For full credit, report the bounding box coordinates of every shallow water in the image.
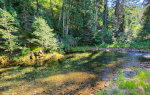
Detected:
[0,51,149,95]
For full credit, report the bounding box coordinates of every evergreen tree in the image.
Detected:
[0,8,19,54]
[139,2,150,41]
[31,17,58,51]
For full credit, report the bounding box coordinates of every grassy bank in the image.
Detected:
[72,41,150,52]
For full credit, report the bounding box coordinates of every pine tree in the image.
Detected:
[0,8,19,54]
[31,17,58,51]
[139,2,150,41]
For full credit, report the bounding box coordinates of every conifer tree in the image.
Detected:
[139,2,150,41]
[31,17,58,51]
[0,8,19,54]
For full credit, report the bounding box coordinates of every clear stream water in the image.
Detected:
[0,51,149,95]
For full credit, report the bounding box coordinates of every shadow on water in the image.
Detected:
[0,51,142,94]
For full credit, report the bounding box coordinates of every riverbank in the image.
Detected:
[0,52,64,67]
[72,47,150,53]
[72,41,150,53]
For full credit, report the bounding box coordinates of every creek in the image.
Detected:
[0,51,149,95]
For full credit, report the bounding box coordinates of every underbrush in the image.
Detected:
[97,69,150,95]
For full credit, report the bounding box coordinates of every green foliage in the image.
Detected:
[0,8,19,53]
[94,29,113,44]
[72,41,150,52]
[72,46,91,52]
[98,69,150,95]
[31,17,58,52]
[20,47,30,56]
[139,4,150,41]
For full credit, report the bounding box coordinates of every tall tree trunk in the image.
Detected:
[50,0,53,16]
[102,0,108,44]
[36,0,39,16]
[63,0,66,38]
[63,12,65,38]
[115,0,120,29]
[58,0,64,27]
[58,7,63,27]
[119,0,125,32]
[66,1,70,36]
[104,0,108,28]
[95,0,98,31]
[66,11,69,35]
[3,0,6,9]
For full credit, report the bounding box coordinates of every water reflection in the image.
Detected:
[0,51,149,95]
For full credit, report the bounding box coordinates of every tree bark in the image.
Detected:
[66,1,70,35]
[66,12,69,35]
[58,7,63,27]
[63,0,66,38]
[119,0,125,32]
[36,0,39,16]
[95,0,98,31]
[50,0,53,16]
[104,0,108,28]
[115,0,120,29]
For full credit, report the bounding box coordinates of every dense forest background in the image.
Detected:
[0,0,150,56]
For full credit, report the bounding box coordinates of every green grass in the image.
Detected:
[98,69,150,95]
[72,41,150,52]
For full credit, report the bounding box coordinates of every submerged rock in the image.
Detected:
[113,74,119,81]
[143,55,150,59]
[140,62,150,68]
[123,70,136,78]
[139,54,150,62]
